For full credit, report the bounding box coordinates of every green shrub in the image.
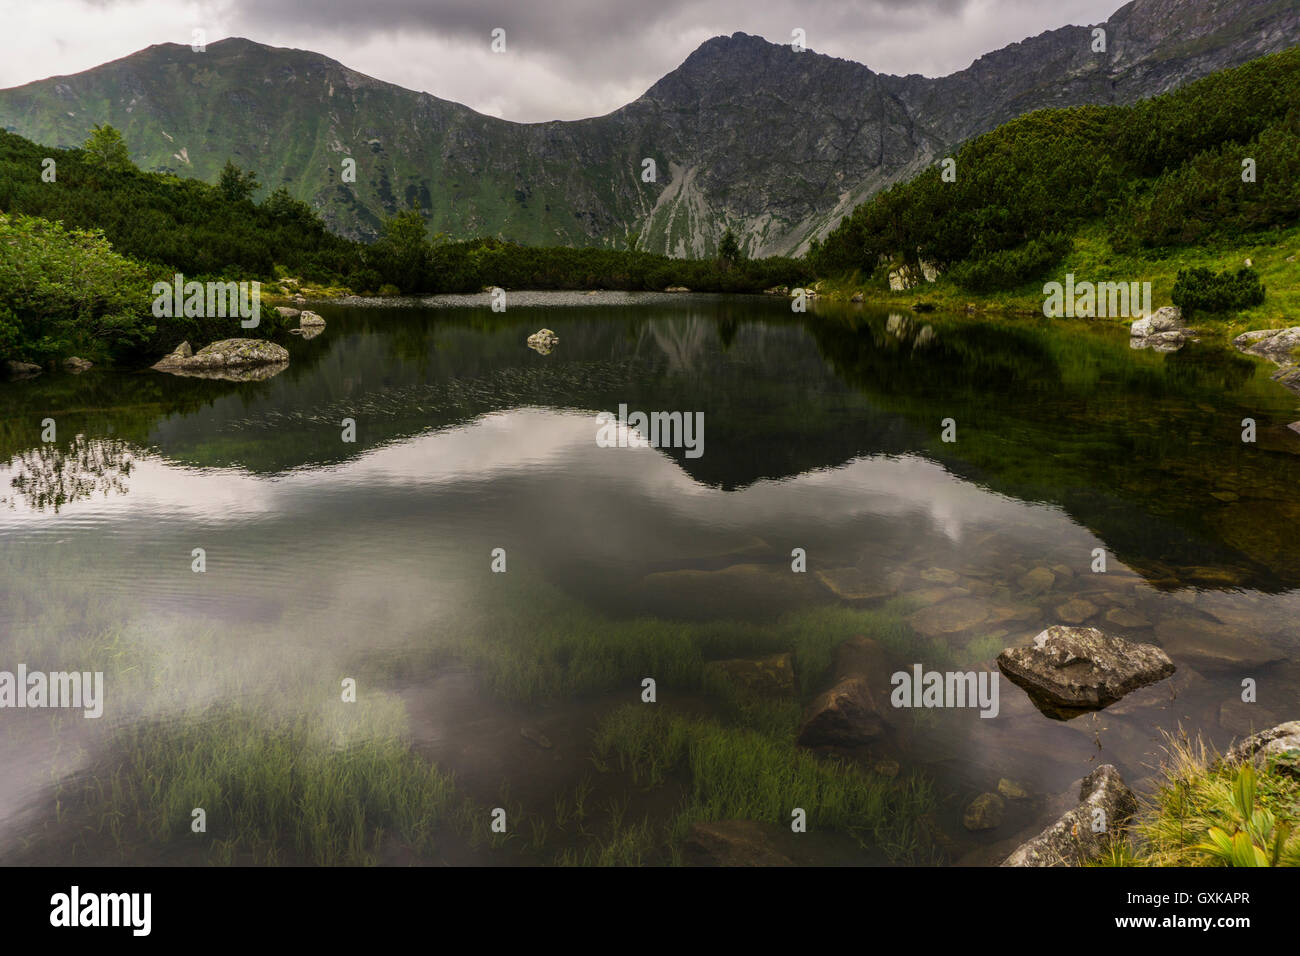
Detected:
[1171,266,1265,317]
[0,212,157,362]
[945,233,1072,293]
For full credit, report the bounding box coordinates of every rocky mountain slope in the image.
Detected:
[0,0,1295,256]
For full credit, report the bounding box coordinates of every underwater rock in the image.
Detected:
[997,625,1175,719]
[1001,765,1137,866]
[998,778,1031,800]
[815,566,893,602]
[797,677,885,749]
[526,328,560,354]
[963,792,1005,831]
[1218,700,1280,738]
[636,564,820,619]
[921,567,960,584]
[830,635,890,686]
[908,597,991,637]
[519,726,552,749]
[682,821,794,867]
[1018,567,1055,594]
[1153,616,1282,670]
[1104,607,1150,629]
[706,653,796,697]
[1054,597,1099,625]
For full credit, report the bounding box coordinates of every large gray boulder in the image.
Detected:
[153,338,288,371]
[1130,306,1185,338]
[1001,765,1138,866]
[4,359,42,378]
[1224,721,1300,778]
[1131,307,1193,352]
[997,625,1175,719]
[1234,326,1300,360]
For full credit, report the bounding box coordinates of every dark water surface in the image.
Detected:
[2,292,1298,864]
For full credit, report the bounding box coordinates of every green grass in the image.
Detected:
[1097,731,1300,867]
[593,703,938,863]
[816,222,1300,335]
[29,703,463,865]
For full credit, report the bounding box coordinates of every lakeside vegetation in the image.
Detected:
[1101,734,1300,867]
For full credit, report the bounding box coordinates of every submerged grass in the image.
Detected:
[23,702,464,866]
[593,703,937,863]
[367,570,934,708]
[7,551,946,866]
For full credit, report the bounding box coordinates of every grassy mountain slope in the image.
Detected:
[810,45,1300,320]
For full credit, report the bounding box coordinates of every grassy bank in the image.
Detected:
[813,222,1300,335]
[1101,731,1300,867]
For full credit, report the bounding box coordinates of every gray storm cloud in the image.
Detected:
[7,0,1122,121]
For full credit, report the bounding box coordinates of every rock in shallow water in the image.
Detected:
[908,597,991,637]
[1001,765,1137,866]
[815,566,893,602]
[4,360,42,378]
[706,653,796,697]
[963,792,1005,831]
[153,338,288,371]
[1233,326,1300,359]
[997,625,1174,719]
[1152,616,1282,670]
[1130,306,1185,338]
[1225,721,1300,778]
[682,821,793,866]
[526,328,559,354]
[797,677,885,749]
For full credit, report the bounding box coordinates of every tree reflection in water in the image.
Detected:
[2,436,134,512]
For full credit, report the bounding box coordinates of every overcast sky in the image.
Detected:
[2,0,1123,122]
